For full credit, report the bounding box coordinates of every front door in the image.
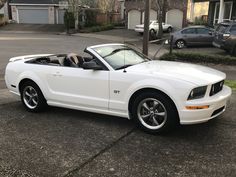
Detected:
[46,66,109,110]
[196,28,214,45]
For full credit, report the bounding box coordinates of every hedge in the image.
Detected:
[80,24,114,33]
[159,52,236,65]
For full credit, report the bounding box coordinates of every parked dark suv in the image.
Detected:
[213,22,236,56]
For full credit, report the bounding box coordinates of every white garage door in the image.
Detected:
[166,9,183,29]
[18,8,49,24]
[58,9,65,24]
[128,10,141,30]
[142,9,157,23]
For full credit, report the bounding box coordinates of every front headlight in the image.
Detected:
[188,86,207,100]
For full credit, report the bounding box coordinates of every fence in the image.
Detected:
[96,13,121,24]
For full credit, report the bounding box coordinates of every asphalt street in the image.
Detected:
[0,33,236,177]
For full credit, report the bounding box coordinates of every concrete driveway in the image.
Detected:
[0,32,236,177]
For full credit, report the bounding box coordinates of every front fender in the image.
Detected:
[124,78,195,112]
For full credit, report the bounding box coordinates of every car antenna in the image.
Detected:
[123,33,127,73]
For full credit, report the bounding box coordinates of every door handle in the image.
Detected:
[52,72,62,77]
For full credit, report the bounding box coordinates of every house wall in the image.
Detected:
[207,0,236,26]
[187,0,209,20]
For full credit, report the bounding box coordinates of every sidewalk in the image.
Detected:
[0,24,65,34]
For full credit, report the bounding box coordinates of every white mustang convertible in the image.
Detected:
[5,44,232,133]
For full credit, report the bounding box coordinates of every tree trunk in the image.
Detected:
[157,11,163,39]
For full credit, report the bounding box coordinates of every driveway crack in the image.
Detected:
[63,127,136,177]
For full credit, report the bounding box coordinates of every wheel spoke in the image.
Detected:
[156,112,166,117]
[142,102,150,111]
[153,101,159,109]
[25,91,31,97]
[152,116,159,126]
[141,113,151,120]
[32,98,37,105]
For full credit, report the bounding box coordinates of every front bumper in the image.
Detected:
[179,85,232,125]
[213,41,226,49]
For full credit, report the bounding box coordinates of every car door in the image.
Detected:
[196,28,214,45]
[46,57,109,110]
[181,28,198,45]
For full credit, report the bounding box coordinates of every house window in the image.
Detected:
[214,1,233,24]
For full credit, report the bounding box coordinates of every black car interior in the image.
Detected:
[27,53,96,69]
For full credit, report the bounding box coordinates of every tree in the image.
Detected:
[97,0,116,13]
[0,0,7,9]
[154,0,168,39]
[67,0,94,30]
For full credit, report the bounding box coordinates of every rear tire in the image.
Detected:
[20,81,47,112]
[131,91,178,134]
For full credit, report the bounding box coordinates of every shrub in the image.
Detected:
[159,52,236,65]
[194,17,208,26]
[84,9,99,27]
[81,24,114,33]
[64,11,75,29]
[0,14,4,18]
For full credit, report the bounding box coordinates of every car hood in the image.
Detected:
[126,61,226,86]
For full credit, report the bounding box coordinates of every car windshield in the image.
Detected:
[93,45,150,70]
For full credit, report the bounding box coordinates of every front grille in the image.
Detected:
[210,80,224,96]
[211,106,225,117]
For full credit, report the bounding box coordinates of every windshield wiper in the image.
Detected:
[103,48,131,58]
[116,64,133,70]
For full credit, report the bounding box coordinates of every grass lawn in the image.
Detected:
[225,80,236,91]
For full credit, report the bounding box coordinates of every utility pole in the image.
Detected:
[143,0,150,55]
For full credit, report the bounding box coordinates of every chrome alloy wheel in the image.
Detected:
[23,86,38,109]
[137,98,167,130]
[176,40,185,49]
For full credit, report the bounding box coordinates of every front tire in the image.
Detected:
[149,29,156,40]
[176,39,185,49]
[132,91,178,134]
[167,27,172,33]
[20,81,47,112]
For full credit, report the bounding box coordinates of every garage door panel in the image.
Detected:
[166,9,183,29]
[58,9,65,24]
[142,10,157,23]
[18,9,49,24]
[128,10,141,30]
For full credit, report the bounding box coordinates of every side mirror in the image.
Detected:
[209,31,213,35]
[82,60,103,70]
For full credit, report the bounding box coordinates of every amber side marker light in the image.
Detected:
[186,105,209,110]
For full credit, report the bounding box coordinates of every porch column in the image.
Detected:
[190,0,195,22]
[218,0,224,23]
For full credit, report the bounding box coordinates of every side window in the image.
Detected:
[230,25,236,34]
[182,28,196,34]
[197,28,209,34]
[216,24,229,33]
